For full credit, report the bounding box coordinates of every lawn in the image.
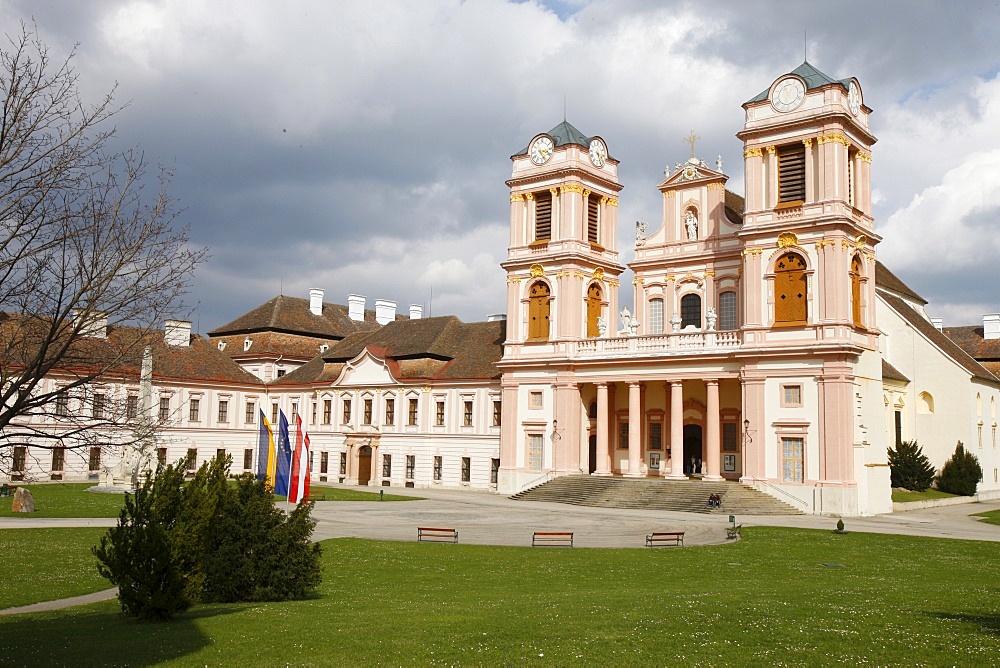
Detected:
[890,488,959,503]
[0,528,108,608]
[1,528,998,665]
[973,508,1000,526]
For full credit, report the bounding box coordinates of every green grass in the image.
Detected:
[891,488,959,503]
[972,509,1000,526]
[1,528,999,664]
[0,483,125,518]
[0,528,108,608]
[303,486,421,502]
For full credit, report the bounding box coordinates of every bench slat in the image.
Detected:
[417,527,458,543]
[645,531,684,547]
[532,531,573,547]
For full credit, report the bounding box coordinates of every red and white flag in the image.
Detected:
[288,415,311,504]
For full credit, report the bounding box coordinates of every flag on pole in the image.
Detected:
[274,410,292,497]
[289,414,311,504]
[256,410,277,490]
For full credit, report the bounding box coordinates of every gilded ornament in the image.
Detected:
[802,138,812,148]
[422,386,431,393]
[765,145,776,155]
[507,277,522,284]
[549,187,559,196]
[858,151,872,163]
[633,278,645,286]
[582,189,591,198]
[704,270,716,278]
[607,197,618,207]
[707,182,723,191]
[561,184,585,194]
[777,232,798,248]
[743,147,763,158]
[666,274,676,283]
[525,192,534,201]
[529,264,545,278]
[855,234,867,248]
[841,240,852,250]
[593,267,605,281]
[510,193,525,202]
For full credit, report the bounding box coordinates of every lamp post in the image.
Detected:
[742,418,752,482]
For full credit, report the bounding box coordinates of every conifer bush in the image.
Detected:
[886,440,936,491]
[936,441,982,496]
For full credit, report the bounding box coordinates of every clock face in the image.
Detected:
[529,136,554,165]
[589,139,607,167]
[848,81,861,116]
[772,77,805,112]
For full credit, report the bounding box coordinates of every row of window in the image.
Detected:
[647,292,738,333]
[530,189,602,246]
[375,454,501,484]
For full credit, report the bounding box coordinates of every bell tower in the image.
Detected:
[737,61,879,341]
[501,121,625,345]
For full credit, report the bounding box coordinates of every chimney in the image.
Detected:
[375,299,396,325]
[487,313,507,322]
[347,294,366,322]
[164,320,192,347]
[309,288,324,316]
[930,317,943,332]
[73,309,108,339]
[409,304,423,320]
[984,314,1000,340]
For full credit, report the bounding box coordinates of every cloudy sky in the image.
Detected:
[3,0,1000,332]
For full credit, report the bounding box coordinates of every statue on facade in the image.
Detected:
[619,307,633,335]
[684,210,698,240]
[597,315,607,337]
[635,220,648,245]
[670,312,682,332]
[706,306,717,331]
[716,154,724,172]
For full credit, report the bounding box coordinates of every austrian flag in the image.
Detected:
[289,415,311,504]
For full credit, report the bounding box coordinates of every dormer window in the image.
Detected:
[319,343,329,353]
[217,341,227,351]
[243,337,253,352]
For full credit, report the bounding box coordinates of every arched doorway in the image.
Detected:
[358,445,372,486]
[683,424,703,475]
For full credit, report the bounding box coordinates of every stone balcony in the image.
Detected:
[505,329,741,361]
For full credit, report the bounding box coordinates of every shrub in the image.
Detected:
[936,441,982,497]
[887,440,936,491]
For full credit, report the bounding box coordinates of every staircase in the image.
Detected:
[510,476,802,515]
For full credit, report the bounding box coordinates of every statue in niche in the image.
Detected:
[706,306,717,331]
[684,210,698,240]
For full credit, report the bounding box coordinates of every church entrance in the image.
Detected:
[588,434,597,474]
[358,445,372,486]
[683,424,703,475]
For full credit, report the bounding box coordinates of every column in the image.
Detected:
[704,380,723,480]
[667,381,687,479]
[594,383,610,475]
[625,382,642,477]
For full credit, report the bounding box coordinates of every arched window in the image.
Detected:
[850,255,863,327]
[918,392,934,414]
[774,252,807,325]
[648,298,664,334]
[586,284,602,338]
[718,291,737,330]
[680,294,701,329]
[527,281,551,341]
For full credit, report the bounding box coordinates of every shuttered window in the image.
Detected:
[778,143,806,204]
[587,196,599,244]
[534,191,552,241]
[850,256,863,327]
[528,281,551,341]
[774,252,807,325]
[586,283,602,338]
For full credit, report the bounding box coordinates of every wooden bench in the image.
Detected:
[532,531,573,547]
[417,527,458,543]
[726,524,742,540]
[645,531,684,547]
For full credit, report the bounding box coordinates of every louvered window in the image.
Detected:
[587,196,599,244]
[534,191,552,241]
[777,143,806,204]
[774,252,808,325]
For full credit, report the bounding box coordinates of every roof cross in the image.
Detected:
[683,130,701,159]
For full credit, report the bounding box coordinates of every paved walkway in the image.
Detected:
[2,487,998,615]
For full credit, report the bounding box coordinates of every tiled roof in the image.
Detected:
[881,359,909,383]
[746,61,852,104]
[942,325,1000,362]
[878,290,999,385]
[278,316,505,384]
[208,295,385,339]
[212,331,335,361]
[724,189,745,225]
[514,120,601,157]
[874,262,927,306]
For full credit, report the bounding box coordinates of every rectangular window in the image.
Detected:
[619,422,629,449]
[217,448,226,460]
[778,143,806,204]
[463,400,473,427]
[55,394,68,417]
[189,398,201,422]
[339,452,347,475]
[89,446,102,471]
[246,401,256,424]
[781,437,804,483]
[271,403,279,424]
[320,451,329,474]
[93,393,105,420]
[382,454,391,478]
[51,447,65,472]
[587,195,599,244]
[461,457,471,482]
[435,400,445,426]
[323,399,332,425]
[433,456,442,481]
[408,398,419,426]
[492,400,502,427]
[126,395,138,420]
[363,399,373,425]
[290,402,298,424]
[157,447,167,467]
[12,446,26,473]
[649,298,664,335]
[311,402,317,424]
[648,422,662,450]
[723,422,739,452]
[529,434,544,471]
[491,458,500,484]
[782,385,802,407]
[534,190,552,242]
[405,455,415,480]
[719,291,737,331]
[158,397,170,422]
[186,448,197,472]
[529,391,543,409]
[218,400,229,423]
[894,410,902,447]
[385,398,395,426]
[342,399,352,425]
[243,449,253,471]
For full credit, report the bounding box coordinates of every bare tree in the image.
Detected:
[0,24,207,474]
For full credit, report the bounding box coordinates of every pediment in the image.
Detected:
[333,349,397,386]
[658,159,727,190]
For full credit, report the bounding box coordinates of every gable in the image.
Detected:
[335,351,397,386]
